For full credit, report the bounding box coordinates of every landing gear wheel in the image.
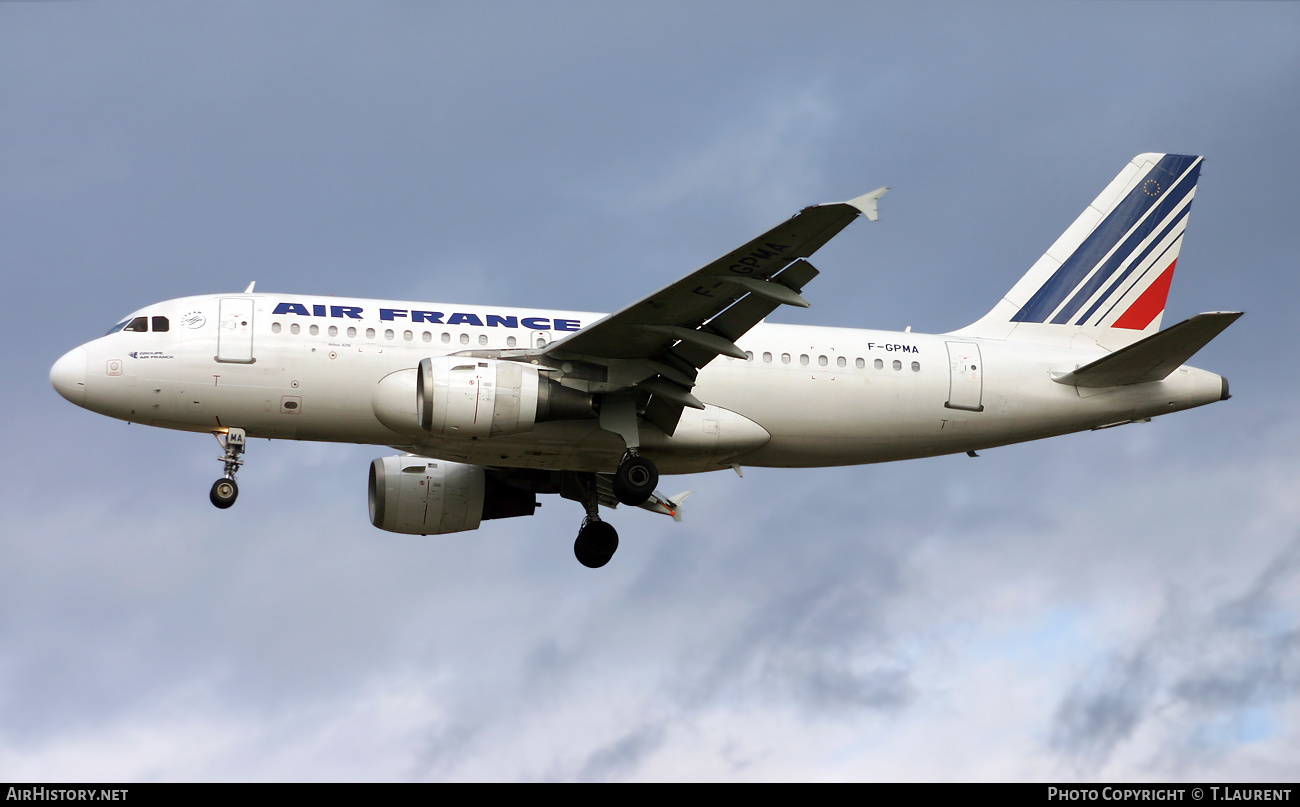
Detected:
[574,519,619,568]
[210,428,246,510]
[613,455,658,506]
[210,478,239,509]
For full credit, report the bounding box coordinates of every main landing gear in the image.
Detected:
[598,396,657,507]
[575,517,619,569]
[612,451,658,506]
[209,428,246,509]
[562,453,660,568]
[563,471,621,568]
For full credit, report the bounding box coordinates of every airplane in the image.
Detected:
[50,153,1239,568]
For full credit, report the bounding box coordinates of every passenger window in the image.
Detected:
[837,356,846,368]
[781,353,791,364]
[422,331,431,343]
[874,358,884,370]
[911,361,920,372]
[763,352,772,363]
[745,351,754,361]
[290,323,300,335]
[309,324,319,336]
[479,334,488,346]
[404,330,413,342]
[818,355,828,367]
[152,316,169,332]
[384,329,395,340]
[441,333,451,344]
[856,358,865,369]
[507,336,517,348]
[347,326,357,338]
[799,354,809,366]
[460,333,470,345]
[329,325,338,337]
[366,328,376,340]
[124,316,148,332]
[272,322,282,334]
[892,360,902,371]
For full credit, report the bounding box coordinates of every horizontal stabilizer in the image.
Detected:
[1053,311,1241,388]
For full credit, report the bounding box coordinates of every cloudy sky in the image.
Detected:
[3,1,1299,782]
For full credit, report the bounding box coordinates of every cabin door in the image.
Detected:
[945,341,983,412]
[217,298,256,363]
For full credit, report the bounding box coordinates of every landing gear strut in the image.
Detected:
[612,451,658,506]
[598,395,658,507]
[210,428,246,509]
[564,471,620,568]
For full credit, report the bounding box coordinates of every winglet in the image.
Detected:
[847,187,890,222]
[668,490,693,522]
[636,489,694,521]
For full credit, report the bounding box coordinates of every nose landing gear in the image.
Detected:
[209,428,246,509]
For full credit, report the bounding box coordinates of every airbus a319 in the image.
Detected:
[51,154,1238,567]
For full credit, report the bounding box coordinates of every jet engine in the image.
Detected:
[415,356,593,437]
[368,455,538,535]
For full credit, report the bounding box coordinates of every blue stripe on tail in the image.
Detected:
[1051,167,1198,325]
[1075,210,1187,326]
[1011,155,1200,324]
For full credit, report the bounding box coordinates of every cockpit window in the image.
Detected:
[108,315,157,334]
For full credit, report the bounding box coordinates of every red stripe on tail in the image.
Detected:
[1113,260,1177,331]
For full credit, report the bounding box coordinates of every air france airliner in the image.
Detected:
[51,154,1238,567]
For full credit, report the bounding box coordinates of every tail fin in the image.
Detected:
[957,153,1204,350]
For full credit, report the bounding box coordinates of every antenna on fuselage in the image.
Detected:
[243,281,256,293]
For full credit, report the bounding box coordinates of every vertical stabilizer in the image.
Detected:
[956,153,1203,350]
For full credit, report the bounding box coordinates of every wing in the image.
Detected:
[540,188,888,435]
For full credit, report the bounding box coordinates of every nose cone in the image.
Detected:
[51,347,88,406]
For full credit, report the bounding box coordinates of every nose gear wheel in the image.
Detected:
[210,478,239,509]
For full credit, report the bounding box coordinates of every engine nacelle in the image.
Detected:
[415,357,593,438]
[368,455,537,535]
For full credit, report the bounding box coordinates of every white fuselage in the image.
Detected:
[52,292,1228,476]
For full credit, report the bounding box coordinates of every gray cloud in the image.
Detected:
[1051,538,1300,775]
[573,722,668,782]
